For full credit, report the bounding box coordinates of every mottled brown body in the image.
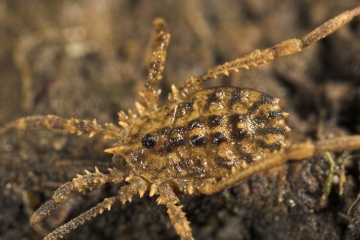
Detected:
[119,87,288,193]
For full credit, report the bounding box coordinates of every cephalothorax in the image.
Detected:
[1,6,360,240]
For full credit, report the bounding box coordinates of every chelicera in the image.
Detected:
[1,6,360,240]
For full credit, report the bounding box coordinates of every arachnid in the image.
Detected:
[1,6,360,240]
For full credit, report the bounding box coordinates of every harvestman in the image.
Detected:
[1,6,360,240]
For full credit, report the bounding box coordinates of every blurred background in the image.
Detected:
[0,1,359,239]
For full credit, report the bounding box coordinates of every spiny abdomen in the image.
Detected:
[124,87,289,182]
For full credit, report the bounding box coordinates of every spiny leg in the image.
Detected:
[0,115,124,139]
[157,183,194,240]
[30,167,126,226]
[138,18,170,111]
[178,6,360,99]
[42,176,148,240]
[198,135,360,195]
[43,196,117,240]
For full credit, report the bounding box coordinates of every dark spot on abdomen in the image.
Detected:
[229,90,243,108]
[255,126,285,136]
[248,93,276,113]
[142,133,156,148]
[190,135,206,146]
[214,155,235,169]
[260,93,276,105]
[229,114,248,141]
[163,141,172,152]
[188,118,203,130]
[257,140,282,152]
[241,152,253,163]
[268,110,283,119]
[211,132,227,145]
[204,90,222,109]
[208,115,224,128]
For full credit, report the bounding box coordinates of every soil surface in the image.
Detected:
[0,1,359,240]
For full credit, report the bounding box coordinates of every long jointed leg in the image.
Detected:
[30,167,125,226]
[0,115,124,139]
[37,174,147,240]
[179,6,360,99]
[139,18,170,111]
[43,196,117,240]
[157,183,194,240]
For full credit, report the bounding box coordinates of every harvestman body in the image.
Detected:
[1,6,360,240]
